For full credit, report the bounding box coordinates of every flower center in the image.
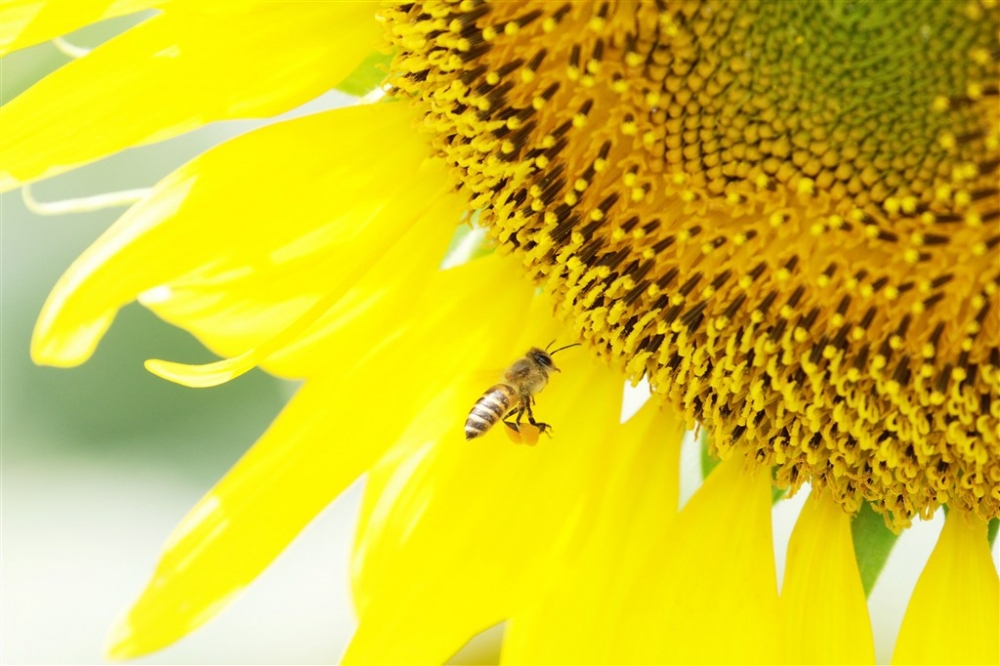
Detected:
[381,0,1000,528]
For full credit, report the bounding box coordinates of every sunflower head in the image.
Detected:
[382,0,1000,528]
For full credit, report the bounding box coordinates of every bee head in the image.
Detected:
[528,348,559,372]
[530,342,580,373]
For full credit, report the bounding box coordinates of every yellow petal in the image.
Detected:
[892,510,1000,665]
[346,318,625,664]
[0,1,382,190]
[108,255,534,660]
[142,278,342,386]
[142,199,470,390]
[106,376,380,660]
[500,402,686,664]
[573,455,780,664]
[140,158,467,380]
[0,0,161,56]
[779,488,875,664]
[31,102,430,370]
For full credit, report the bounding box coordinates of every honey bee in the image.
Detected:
[464,342,580,442]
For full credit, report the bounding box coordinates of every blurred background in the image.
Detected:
[1,10,996,666]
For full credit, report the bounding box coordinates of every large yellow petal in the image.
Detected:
[779,488,875,664]
[0,0,161,56]
[31,102,430,371]
[107,255,533,660]
[500,402,686,664]
[346,311,626,664]
[141,159,467,380]
[569,455,780,664]
[0,1,382,191]
[892,510,1000,665]
[106,376,375,659]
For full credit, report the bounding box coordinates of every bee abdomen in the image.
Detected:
[465,384,517,440]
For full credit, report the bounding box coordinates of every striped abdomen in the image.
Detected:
[465,384,519,440]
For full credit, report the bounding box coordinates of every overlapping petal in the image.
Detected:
[346,311,627,663]
[31,102,438,375]
[892,510,1000,665]
[779,488,875,664]
[0,0,161,55]
[548,455,780,664]
[500,403,686,664]
[108,253,533,660]
[107,375,375,659]
[139,153,466,380]
[0,1,382,191]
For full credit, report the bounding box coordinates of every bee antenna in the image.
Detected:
[545,339,558,352]
[548,342,581,356]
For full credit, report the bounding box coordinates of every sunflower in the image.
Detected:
[2,0,998,663]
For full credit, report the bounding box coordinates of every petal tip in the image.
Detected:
[30,310,112,368]
[29,340,84,368]
[144,358,224,388]
[0,174,21,194]
[105,615,146,661]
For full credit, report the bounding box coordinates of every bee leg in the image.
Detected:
[524,402,554,437]
[523,400,536,424]
[503,407,524,433]
[533,421,553,437]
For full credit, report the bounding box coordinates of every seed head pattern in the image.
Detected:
[382,0,1000,528]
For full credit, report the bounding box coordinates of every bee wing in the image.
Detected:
[469,367,508,386]
[503,358,532,384]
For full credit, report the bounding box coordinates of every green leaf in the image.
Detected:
[699,428,721,479]
[336,50,394,98]
[770,478,787,504]
[440,219,494,268]
[851,501,900,596]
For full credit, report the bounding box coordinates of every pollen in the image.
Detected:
[382,1,1000,528]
